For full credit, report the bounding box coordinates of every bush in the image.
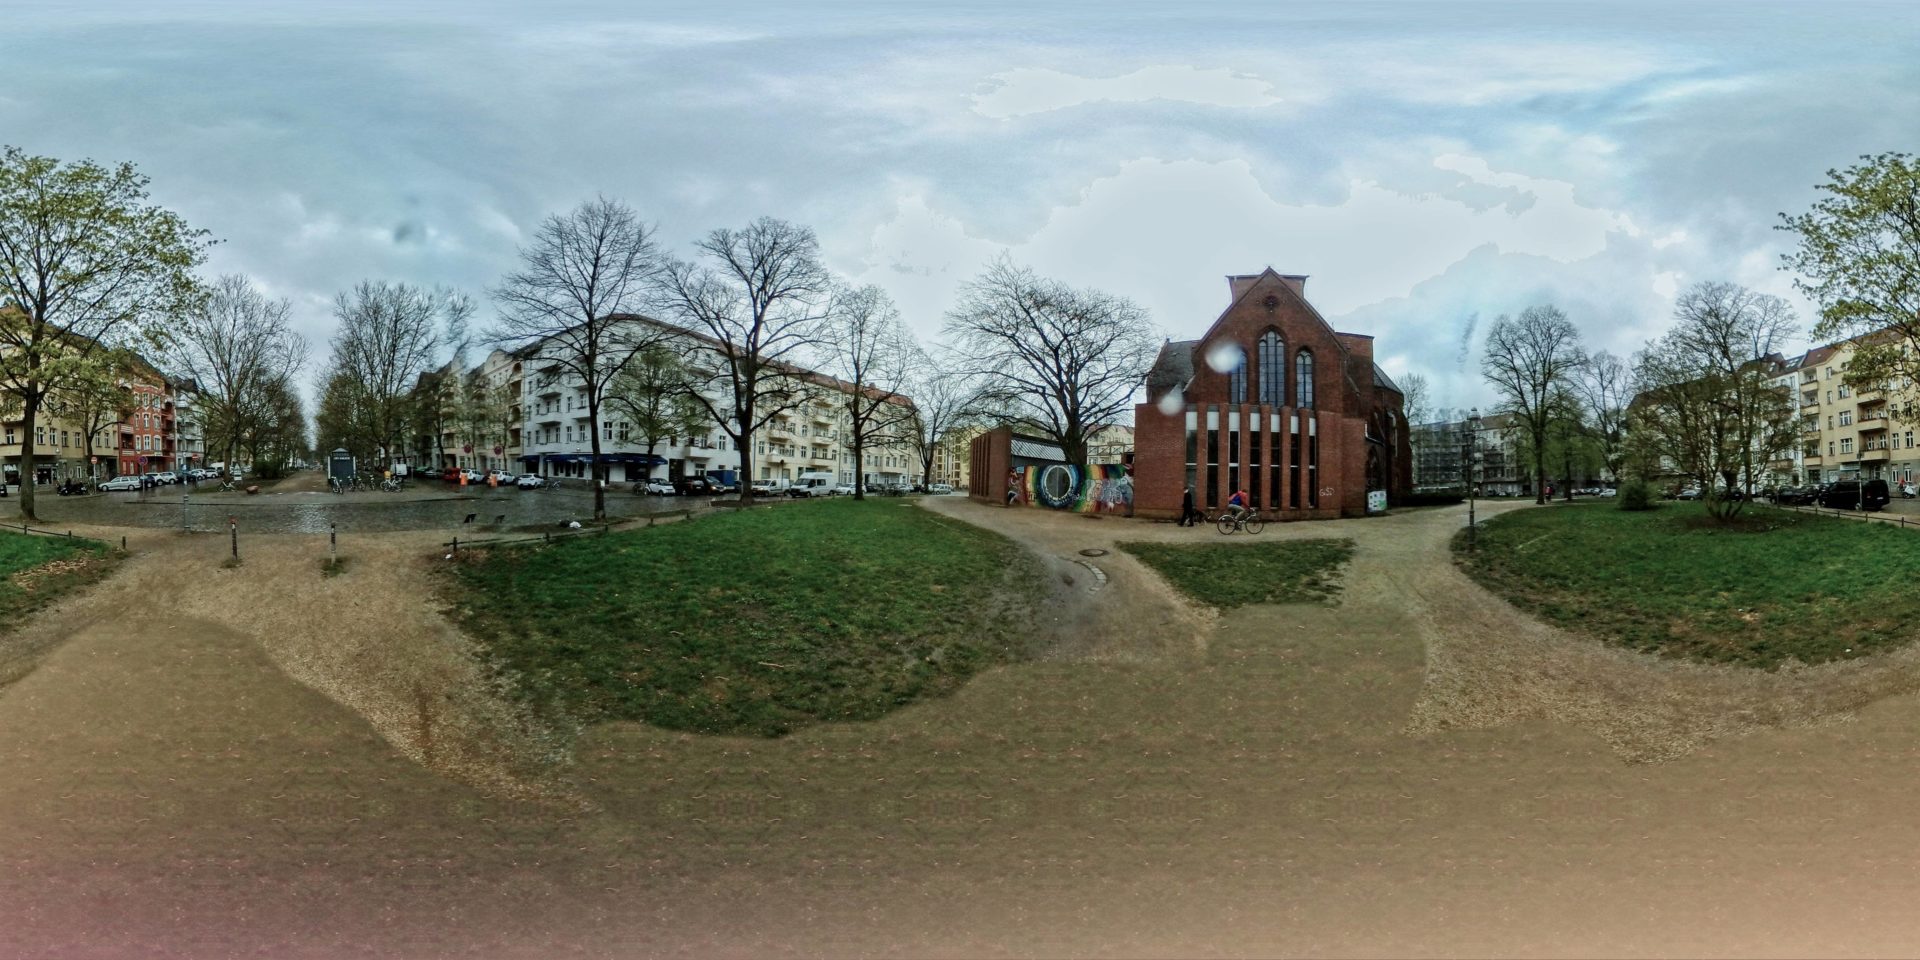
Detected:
[1619,479,1656,511]
[251,456,288,481]
[1400,490,1466,507]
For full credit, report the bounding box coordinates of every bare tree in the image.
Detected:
[490,196,669,519]
[0,147,211,519]
[821,285,917,500]
[904,348,980,489]
[1630,281,1798,520]
[1573,350,1631,484]
[166,274,308,471]
[1399,372,1431,426]
[944,256,1159,466]
[1481,305,1585,504]
[656,217,833,504]
[328,281,461,468]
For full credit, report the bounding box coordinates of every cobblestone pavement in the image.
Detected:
[2,500,1920,957]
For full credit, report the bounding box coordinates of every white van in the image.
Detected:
[787,472,836,498]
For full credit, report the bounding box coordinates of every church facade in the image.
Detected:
[1132,269,1412,521]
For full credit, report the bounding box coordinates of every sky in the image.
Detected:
[7,1,1919,418]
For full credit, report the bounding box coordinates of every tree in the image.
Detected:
[821,285,917,500]
[490,197,668,519]
[166,274,308,471]
[656,217,833,504]
[605,342,708,483]
[0,146,211,519]
[326,281,460,467]
[1781,153,1920,415]
[1399,372,1431,426]
[1573,350,1631,484]
[1481,305,1585,504]
[904,348,980,489]
[57,350,137,481]
[1630,281,1798,520]
[944,256,1159,466]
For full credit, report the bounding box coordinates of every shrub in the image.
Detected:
[1619,479,1656,511]
[1400,490,1466,507]
[251,456,288,480]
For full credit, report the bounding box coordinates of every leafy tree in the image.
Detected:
[1481,305,1585,505]
[944,255,1159,467]
[55,349,138,481]
[1781,152,1920,414]
[1630,281,1798,520]
[491,197,670,518]
[656,217,833,504]
[605,342,707,484]
[0,146,211,518]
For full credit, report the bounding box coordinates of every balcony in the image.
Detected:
[1861,447,1891,463]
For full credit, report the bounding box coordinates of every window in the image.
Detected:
[1226,347,1247,404]
[603,422,613,440]
[1840,411,1853,427]
[1295,350,1315,409]
[1839,385,1851,399]
[1829,441,1836,456]
[1908,431,1915,449]
[1828,416,1834,429]
[1828,391,1833,403]
[1841,438,1854,454]
[1257,331,1285,405]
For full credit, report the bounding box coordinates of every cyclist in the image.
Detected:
[1224,487,1251,524]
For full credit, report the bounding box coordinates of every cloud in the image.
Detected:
[972,65,1282,119]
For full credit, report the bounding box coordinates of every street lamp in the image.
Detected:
[1464,408,1483,551]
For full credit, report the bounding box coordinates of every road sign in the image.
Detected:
[463,444,473,454]
[138,455,148,465]
[493,445,503,455]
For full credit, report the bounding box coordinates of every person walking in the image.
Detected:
[1179,484,1201,527]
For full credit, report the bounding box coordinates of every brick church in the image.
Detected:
[1133,269,1412,521]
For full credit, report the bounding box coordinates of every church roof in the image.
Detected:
[1146,339,1197,396]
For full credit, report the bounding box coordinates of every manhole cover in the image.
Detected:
[1078,548,1108,557]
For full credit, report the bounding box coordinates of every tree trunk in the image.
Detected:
[852,422,865,501]
[1533,424,1547,504]
[587,398,606,521]
[19,393,39,522]
[737,404,756,505]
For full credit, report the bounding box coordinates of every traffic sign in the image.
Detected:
[463,444,473,454]
[493,445,503,455]
[138,455,148,465]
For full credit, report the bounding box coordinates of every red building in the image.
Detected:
[117,377,175,478]
[1132,269,1411,521]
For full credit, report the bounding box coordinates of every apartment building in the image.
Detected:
[1410,413,1529,496]
[511,315,918,488]
[1786,338,1920,488]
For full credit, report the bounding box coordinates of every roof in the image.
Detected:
[1371,362,1400,394]
[1146,339,1197,396]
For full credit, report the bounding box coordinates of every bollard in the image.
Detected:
[330,522,337,564]
[229,516,238,559]
[182,494,190,533]
[451,536,458,556]
[121,536,126,549]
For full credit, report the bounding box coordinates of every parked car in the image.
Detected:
[1818,478,1890,511]
[640,480,676,496]
[787,472,835,498]
[460,468,485,484]
[1772,486,1816,505]
[1598,487,1618,498]
[673,477,715,496]
[831,483,857,496]
[927,482,955,495]
[514,474,545,489]
[485,470,514,485]
[98,475,143,492]
[749,479,783,496]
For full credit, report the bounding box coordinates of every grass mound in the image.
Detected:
[1120,538,1354,608]
[0,531,118,631]
[1457,503,1920,667]
[440,498,1041,737]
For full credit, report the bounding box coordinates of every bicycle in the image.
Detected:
[1215,509,1266,535]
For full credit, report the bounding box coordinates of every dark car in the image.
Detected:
[1771,485,1816,505]
[673,477,714,496]
[1818,478,1890,511]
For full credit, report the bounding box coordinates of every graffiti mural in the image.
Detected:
[1013,463,1132,514]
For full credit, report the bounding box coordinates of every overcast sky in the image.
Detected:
[8,1,1918,416]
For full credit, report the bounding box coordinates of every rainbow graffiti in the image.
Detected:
[1011,463,1132,514]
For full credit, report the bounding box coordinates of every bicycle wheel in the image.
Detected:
[1216,514,1237,535]
[1243,516,1265,534]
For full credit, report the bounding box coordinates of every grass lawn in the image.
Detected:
[1119,538,1354,608]
[0,530,118,629]
[1457,502,1920,668]
[440,498,1042,737]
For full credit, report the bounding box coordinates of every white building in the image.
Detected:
[509,316,918,488]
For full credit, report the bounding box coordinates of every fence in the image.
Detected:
[1778,502,1920,529]
[1,520,95,541]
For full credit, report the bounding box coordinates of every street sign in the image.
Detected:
[463,444,473,454]
[138,455,148,465]
[493,445,503,455]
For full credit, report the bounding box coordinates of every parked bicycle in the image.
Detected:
[1215,509,1266,535]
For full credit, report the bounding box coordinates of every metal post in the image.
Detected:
[182,494,189,533]
[229,516,237,559]
[330,522,337,564]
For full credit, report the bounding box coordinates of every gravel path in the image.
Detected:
[3,501,1920,957]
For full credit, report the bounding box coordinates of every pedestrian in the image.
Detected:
[1179,484,1200,526]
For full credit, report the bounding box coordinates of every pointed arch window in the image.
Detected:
[1295,349,1315,409]
[1257,331,1285,405]
[1226,348,1247,403]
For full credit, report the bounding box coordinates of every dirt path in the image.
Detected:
[5,503,1920,957]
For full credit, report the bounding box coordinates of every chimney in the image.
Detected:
[1227,275,1261,302]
